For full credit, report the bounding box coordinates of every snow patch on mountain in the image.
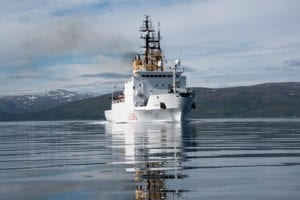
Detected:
[0,89,97,113]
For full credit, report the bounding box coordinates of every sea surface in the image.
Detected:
[0,119,300,200]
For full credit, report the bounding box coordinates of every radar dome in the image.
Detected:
[174,59,181,66]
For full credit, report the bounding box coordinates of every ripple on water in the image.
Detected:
[0,119,300,199]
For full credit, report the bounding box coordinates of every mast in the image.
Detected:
[139,15,163,71]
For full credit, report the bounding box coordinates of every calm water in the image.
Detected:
[0,119,300,199]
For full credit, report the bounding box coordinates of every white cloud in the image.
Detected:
[0,0,300,95]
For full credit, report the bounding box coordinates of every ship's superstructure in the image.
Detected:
[105,16,196,122]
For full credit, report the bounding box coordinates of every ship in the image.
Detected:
[105,15,196,122]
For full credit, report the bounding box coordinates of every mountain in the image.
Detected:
[0,89,95,113]
[0,94,111,121]
[190,82,300,118]
[0,82,299,121]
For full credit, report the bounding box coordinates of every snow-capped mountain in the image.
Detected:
[0,89,96,113]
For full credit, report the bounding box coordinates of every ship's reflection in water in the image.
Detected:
[105,122,188,199]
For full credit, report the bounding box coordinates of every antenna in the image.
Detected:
[158,21,161,50]
[176,46,184,71]
[178,46,184,60]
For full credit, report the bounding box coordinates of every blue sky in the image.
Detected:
[0,0,300,95]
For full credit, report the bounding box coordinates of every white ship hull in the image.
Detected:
[105,109,182,122]
[105,93,195,122]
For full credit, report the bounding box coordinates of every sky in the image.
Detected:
[0,0,300,95]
